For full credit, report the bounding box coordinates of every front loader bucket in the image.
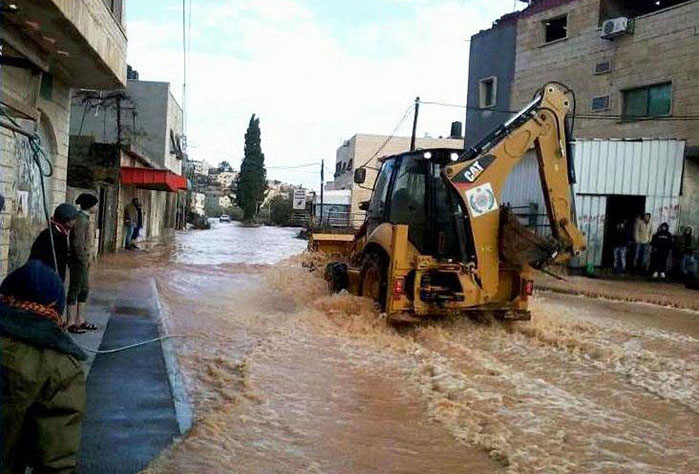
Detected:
[309,233,356,257]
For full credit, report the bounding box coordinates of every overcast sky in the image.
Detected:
[126,0,525,191]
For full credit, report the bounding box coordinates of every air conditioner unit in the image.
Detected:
[601,17,631,39]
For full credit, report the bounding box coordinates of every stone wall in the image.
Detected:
[0,77,71,276]
[511,0,698,146]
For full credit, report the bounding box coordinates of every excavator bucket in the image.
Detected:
[308,232,356,257]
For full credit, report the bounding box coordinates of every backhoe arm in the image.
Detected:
[442,83,586,297]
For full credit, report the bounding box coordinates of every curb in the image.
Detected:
[150,279,193,436]
[535,284,699,311]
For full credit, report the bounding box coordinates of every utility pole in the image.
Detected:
[320,159,324,227]
[410,96,420,151]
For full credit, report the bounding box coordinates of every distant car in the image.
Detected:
[219,214,231,223]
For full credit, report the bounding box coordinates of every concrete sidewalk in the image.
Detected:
[71,263,183,474]
[535,272,699,310]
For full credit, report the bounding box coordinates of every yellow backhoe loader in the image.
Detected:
[310,83,586,322]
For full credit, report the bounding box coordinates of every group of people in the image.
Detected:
[611,212,695,280]
[1,193,100,473]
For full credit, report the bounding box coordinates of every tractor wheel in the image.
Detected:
[360,252,388,311]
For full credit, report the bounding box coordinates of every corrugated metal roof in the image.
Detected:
[572,139,685,197]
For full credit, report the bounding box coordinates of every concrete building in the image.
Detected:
[0,0,126,276]
[334,134,464,227]
[68,79,187,251]
[466,0,698,267]
[185,159,208,176]
[215,171,238,188]
[190,192,206,216]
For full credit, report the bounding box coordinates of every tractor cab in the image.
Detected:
[354,148,472,262]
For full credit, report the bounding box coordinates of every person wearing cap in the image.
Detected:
[29,203,77,282]
[67,194,99,333]
[0,260,87,474]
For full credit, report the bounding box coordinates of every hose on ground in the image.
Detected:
[75,334,192,354]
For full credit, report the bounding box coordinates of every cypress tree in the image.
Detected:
[236,114,267,221]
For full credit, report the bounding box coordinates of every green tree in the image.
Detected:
[269,195,293,225]
[236,114,267,221]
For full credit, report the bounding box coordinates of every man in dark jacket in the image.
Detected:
[29,203,77,281]
[1,260,87,474]
[650,222,673,279]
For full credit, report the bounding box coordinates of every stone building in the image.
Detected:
[465,0,698,266]
[0,0,126,276]
[68,79,187,252]
[332,134,463,227]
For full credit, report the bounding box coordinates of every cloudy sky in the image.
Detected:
[126,0,525,190]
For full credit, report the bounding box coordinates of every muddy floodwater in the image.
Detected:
[129,223,697,473]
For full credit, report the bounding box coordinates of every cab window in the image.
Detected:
[390,156,426,249]
[368,160,395,219]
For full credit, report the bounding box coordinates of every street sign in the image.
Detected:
[292,189,306,210]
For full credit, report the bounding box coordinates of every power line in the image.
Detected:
[421,100,699,121]
[356,103,416,170]
[267,162,321,170]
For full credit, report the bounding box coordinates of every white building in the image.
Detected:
[215,171,238,188]
[190,192,206,216]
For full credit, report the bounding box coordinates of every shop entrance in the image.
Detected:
[601,195,646,268]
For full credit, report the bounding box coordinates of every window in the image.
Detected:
[102,0,124,23]
[478,77,497,109]
[368,160,396,219]
[390,156,426,249]
[594,60,612,75]
[543,15,568,43]
[40,73,53,100]
[622,83,671,119]
[591,95,610,112]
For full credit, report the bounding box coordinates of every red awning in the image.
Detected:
[120,167,188,192]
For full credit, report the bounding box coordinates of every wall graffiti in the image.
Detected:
[7,126,55,272]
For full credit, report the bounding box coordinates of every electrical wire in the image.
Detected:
[356,103,415,170]
[0,106,58,272]
[267,162,321,169]
[421,99,699,120]
[76,334,192,354]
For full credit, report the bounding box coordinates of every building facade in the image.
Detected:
[0,0,127,276]
[68,79,186,251]
[332,134,464,227]
[466,0,699,267]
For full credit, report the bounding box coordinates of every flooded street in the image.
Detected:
[130,223,697,473]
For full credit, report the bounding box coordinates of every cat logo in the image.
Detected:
[463,161,484,182]
[455,154,495,184]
